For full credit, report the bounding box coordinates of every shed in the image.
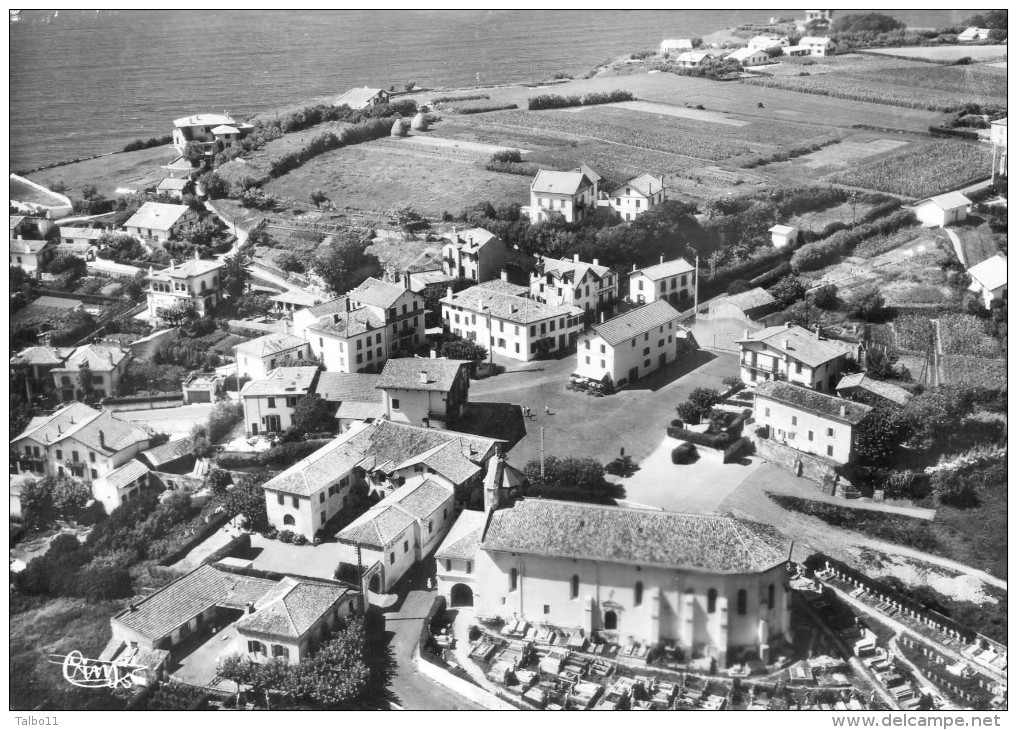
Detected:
[769,224,799,249]
[913,192,971,228]
[966,253,1008,308]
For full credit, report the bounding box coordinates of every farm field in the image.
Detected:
[828,140,993,199]
[782,137,911,174]
[28,144,175,198]
[262,133,532,217]
[861,45,1008,63]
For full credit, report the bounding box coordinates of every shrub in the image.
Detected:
[490,149,523,164]
[812,283,839,310]
[849,286,886,322]
[671,443,698,464]
[768,274,807,309]
[431,93,490,104]
[666,426,734,450]
[278,530,295,544]
[207,401,243,444]
[293,534,308,546]
[456,102,518,114]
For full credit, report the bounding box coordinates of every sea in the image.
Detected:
[9,8,980,172]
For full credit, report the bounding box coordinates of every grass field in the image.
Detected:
[829,140,992,198]
[862,45,1008,63]
[29,144,176,198]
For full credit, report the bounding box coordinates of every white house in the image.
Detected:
[11,402,152,514]
[234,333,311,381]
[314,371,385,432]
[269,289,322,315]
[990,117,1007,182]
[798,36,835,56]
[441,227,507,283]
[261,420,503,541]
[172,113,253,155]
[574,300,689,390]
[727,47,771,67]
[146,255,224,320]
[674,51,716,68]
[769,224,799,249]
[753,380,872,465]
[604,174,666,221]
[737,323,858,392]
[442,282,584,362]
[51,342,131,402]
[526,169,597,223]
[530,254,618,320]
[124,202,197,242]
[155,177,189,201]
[958,27,991,41]
[966,254,1008,309]
[660,38,693,54]
[376,357,471,431]
[913,191,971,228]
[240,366,320,436]
[10,215,58,274]
[332,87,391,109]
[628,257,696,309]
[466,498,792,665]
[748,35,789,52]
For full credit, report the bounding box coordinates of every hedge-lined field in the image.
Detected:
[829,141,992,198]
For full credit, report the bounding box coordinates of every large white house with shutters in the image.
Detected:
[628,257,696,309]
[529,254,618,321]
[605,174,666,221]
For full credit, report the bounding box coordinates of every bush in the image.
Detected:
[457,102,518,115]
[812,283,839,310]
[791,210,917,272]
[666,425,734,450]
[278,530,295,544]
[526,90,633,111]
[431,93,490,104]
[293,534,308,546]
[849,286,886,322]
[671,443,698,464]
[122,135,172,153]
[768,274,807,309]
[206,401,243,444]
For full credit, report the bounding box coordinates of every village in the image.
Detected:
[9,10,1009,714]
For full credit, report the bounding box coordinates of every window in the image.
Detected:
[795,362,802,375]
[319,493,325,503]
[768,584,775,610]
[707,589,717,614]
[283,514,295,526]
[291,496,299,508]
[643,347,650,356]
[791,416,798,426]
[277,493,284,505]
[272,645,290,660]
[634,581,643,606]
[585,356,590,364]
[764,407,770,417]
[637,280,643,291]
[391,398,400,409]
[404,540,409,553]
[56,450,62,460]
[827,427,834,437]
[571,574,579,599]
[808,431,814,441]
[510,568,518,591]
[600,360,605,368]
[737,589,747,615]
[543,604,551,615]
[445,560,452,571]
[267,397,276,408]
[643,359,650,368]
[72,451,80,462]
[389,553,395,565]
[428,520,433,534]
[90,469,97,479]
[466,561,472,574]
[827,445,834,457]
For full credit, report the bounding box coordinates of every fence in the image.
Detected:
[35,287,123,306]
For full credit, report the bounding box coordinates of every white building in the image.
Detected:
[674,50,716,68]
[261,420,503,541]
[332,87,391,109]
[736,323,857,392]
[124,202,197,242]
[51,342,131,402]
[240,366,320,436]
[376,357,471,431]
[526,169,598,223]
[726,47,771,67]
[530,254,618,320]
[155,177,189,201]
[460,498,792,665]
[660,38,693,54]
[604,174,666,221]
[753,380,872,465]
[574,300,689,390]
[628,257,696,309]
[234,333,311,381]
[146,255,224,320]
[441,227,507,282]
[798,36,835,56]
[958,27,991,41]
[769,224,799,249]
[748,35,789,52]
[990,117,1007,182]
[913,191,971,228]
[442,282,584,362]
[10,215,57,274]
[966,254,1008,309]
[172,113,253,156]
[11,402,152,514]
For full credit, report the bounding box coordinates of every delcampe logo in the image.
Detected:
[47,651,146,689]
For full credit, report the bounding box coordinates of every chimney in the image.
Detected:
[333,313,340,323]
[573,253,579,263]
[744,329,750,339]
[446,286,454,299]
[345,298,352,312]
[782,339,790,350]
[402,270,411,290]
[170,258,177,268]
[500,269,509,282]
[245,601,255,614]
[194,249,199,260]
[429,349,437,359]
[632,263,637,272]
[419,370,428,385]
[785,321,792,329]
[660,254,665,264]
[99,430,106,449]
[839,404,847,417]
[600,311,606,323]
[814,325,821,340]
[129,603,138,612]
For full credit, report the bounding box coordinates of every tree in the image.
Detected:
[205,468,233,496]
[50,477,92,521]
[183,141,205,166]
[80,184,99,200]
[274,251,305,274]
[422,277,472,314]
[688,387,721,412]
[220,474,270,531]
[831,13,905,34]
[812,283,838,310]
[198,171,230,200]
[310,190,329,208]
[440,337,487,362]
[768,274,807,310]
[98,233,146,264]
[220,252,250,300]
[219,654,291,709]
[854,406,910,467]
[523,456,609,494]
[19,478,54,531]
[849,286,886,322]
[965,9,1007,29]
[312,233,378,296]
[291,616,371,707]
[207,401,243,444]
[78,361,96,402]
[292,394,337,435]
[158,300,196,327]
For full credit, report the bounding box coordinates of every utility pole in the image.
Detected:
[357,544,369,609]
[693,251,700,321]
[539,427,546,480]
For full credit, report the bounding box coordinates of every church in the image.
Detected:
[435,478,792,666]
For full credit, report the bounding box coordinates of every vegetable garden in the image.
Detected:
[829,141,992,198]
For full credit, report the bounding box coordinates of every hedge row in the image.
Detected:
[431,93,490,104]
[457,102,518,115]
[666,425,735,449]
[791,210,918,272]
[484,159,541,176]
[216,439,333,469]
[202,533,251,566]
[156,511,232,566]
[527,89,633,111]
[268,118,393,177]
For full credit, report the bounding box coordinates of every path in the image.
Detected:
[169,524,238,572]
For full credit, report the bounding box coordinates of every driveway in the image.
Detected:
[247,534,345,580]
[117,403,214,435]
[609,435,762,514]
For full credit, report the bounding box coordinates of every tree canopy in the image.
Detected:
[831,13,905,34]
[312,232,379,296]
[292,394,337,434]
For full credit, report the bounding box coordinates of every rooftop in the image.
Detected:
[376,357,469,392]
[632,258,695,280]
[482,500,790,574]
[769,224,797,235]
[113,564,276,642]
[445,227,502,254]
[240,366,319,397]
[233,578,351,640]
[590,300,682,347]
[173,113,237,128]
[10,239,53,254]
[435,509,488,562]
[307,304,384,338]
[30,295,82,310]
[149,256,223,280]
[922,191,972,210]
[531,170,592,196]
[737,323,854,367]
[9,345,73,367]
[123,202,192,232]
[53,342,130,373]
[348,277,410,309]
[539,255,611,283]
[269,289,321,307]
[444,284,582,324]
[234,333,308,359]
[714,287,776,313]
[140,435,195,468]
[314,372,383,404]
[610,173,665,198]
[337,476,453,549]
[333,87,386,107]
[835,373,914,407]
[754,380,873,425]
[104,459,150,491]
[156,177,189,191]
[967,253,1007,291]
[476,279,530,296]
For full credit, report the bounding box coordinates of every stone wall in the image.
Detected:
[749,432,849,492]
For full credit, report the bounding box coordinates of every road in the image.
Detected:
[380,561,487,710]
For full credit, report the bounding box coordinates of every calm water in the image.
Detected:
[9,9,979,171]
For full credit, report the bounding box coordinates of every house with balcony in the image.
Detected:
[234,333,311,381]
[442,282,584,362]
[753,380,872,465]
[145,254,225,320]
[50,342,132,401]
[525,169,598,223]
[10,215,58,274]
[11,402,152,514]
[604,174,666,221]
[376,357,471,430]
[10,344,74,399]
[297,278,426,374]
[261,420,503,542]
[573,300,690,390]
[441,227,507,283]
[531,253,618,320]
[172,113,253,156]
[736,323,858,392]
[124,202,198,242]
[240,366,320,436]
[628,257,696,309]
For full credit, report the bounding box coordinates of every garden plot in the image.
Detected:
[399,133,529,156]
[798,139,909,169]
[862,45,1008,63]
[571,100,750,127]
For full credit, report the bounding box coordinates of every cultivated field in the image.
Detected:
[28,144,175,197]
[796,138,910,171]
[829,140,993,198]
[862,45,1008,63]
